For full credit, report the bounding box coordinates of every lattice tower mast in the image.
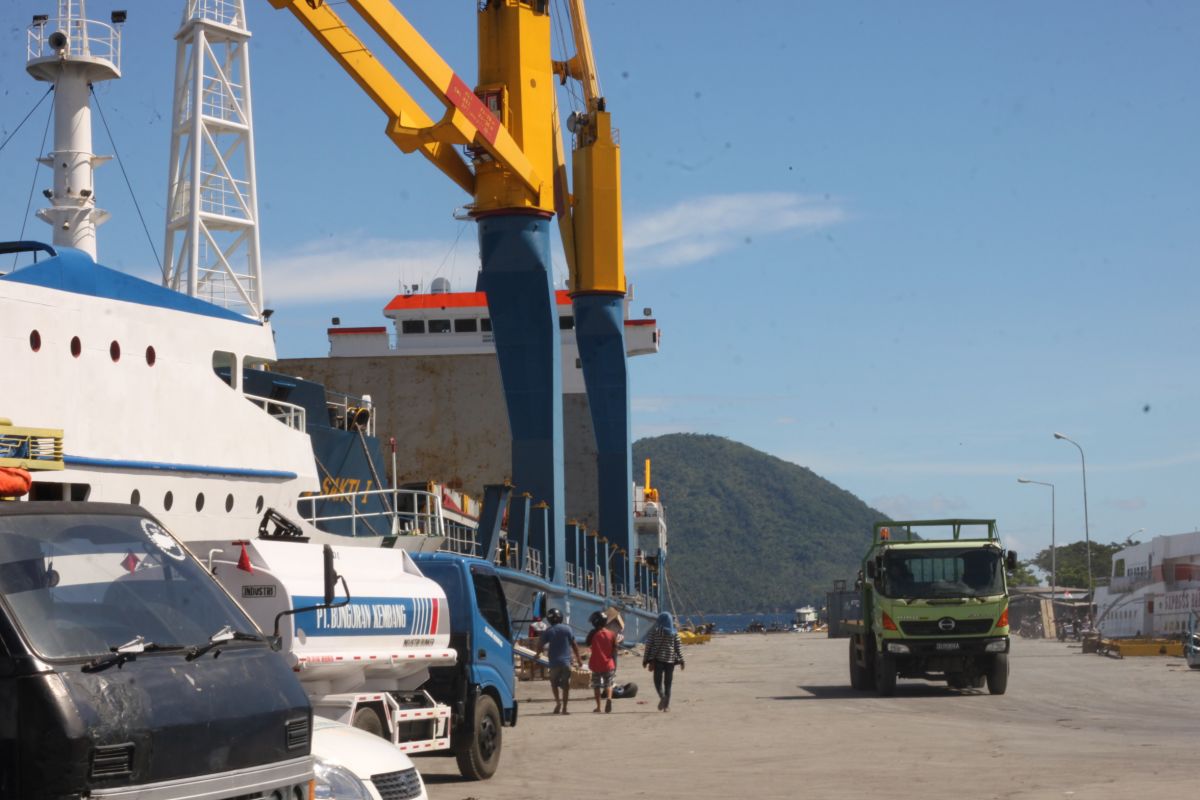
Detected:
[26,0,123,260]
[163,0,264,319]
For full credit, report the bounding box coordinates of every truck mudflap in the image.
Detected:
[87,756,312,800]
[880,637,1009,657]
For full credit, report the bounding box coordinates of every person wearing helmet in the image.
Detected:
[533,607,581,714]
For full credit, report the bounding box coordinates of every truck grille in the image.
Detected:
[286,717,310,751]
[90,743,134,778]
[900,618,994,636]
[371,767,424,800]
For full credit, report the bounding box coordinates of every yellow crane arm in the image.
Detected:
[555,0,624,295]
[267,0,543,201]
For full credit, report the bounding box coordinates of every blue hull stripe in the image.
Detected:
[64,454,297,480]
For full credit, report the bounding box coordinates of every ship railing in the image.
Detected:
[28,15,121,69]
[325,391,376,437]
[186,0,246,29]
[523,547,544,579]
[494,540,516,569]
[440,520,479,557]
[564,564,577,589]
[1107,575,1153,594]
[243,393,306,431]
[300,486,446,539]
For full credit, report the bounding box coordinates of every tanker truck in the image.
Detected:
[204,536,517,780]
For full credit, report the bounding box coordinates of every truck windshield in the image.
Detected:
[881,548,1005,599]
[0,511,259,660]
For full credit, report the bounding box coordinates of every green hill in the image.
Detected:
[633,433,888,613]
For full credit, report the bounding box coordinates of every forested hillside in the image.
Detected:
[633,434,888,613]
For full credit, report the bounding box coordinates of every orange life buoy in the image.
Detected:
[0,467,32,498]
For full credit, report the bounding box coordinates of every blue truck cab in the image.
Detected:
[410,553,516,780]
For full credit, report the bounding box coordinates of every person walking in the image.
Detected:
[587,612,618,713]
[534,608,581,714]
[643,612,685,711]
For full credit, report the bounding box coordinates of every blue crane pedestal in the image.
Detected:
[573,292,633,593]
[476,212,565,582]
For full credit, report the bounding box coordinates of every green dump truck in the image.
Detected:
[847,519,1015,696]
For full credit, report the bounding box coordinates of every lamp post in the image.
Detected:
[1017,478,1056,597]
[1054,432,1093,593]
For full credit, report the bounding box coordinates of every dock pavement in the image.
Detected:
[418,632,1197,799]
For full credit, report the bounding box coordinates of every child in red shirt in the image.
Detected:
[588,617,618,713]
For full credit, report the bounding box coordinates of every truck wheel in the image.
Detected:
[849,639,866,690]
[352,706,385,738]
[875,653,897,697]
[455,695,501,781]
[986,653,1009,695]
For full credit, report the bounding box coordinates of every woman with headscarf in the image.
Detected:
[642,612,685,711]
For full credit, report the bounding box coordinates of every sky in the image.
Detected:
[2,1,1198,569]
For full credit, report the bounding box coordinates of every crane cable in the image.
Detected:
[550,0,585,118]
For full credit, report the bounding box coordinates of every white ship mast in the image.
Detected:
[26,0,123,261]
[163,0,264,319]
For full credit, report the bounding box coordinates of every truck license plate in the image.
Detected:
[935,642,960,651]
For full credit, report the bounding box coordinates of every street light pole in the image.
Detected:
[1017,478,1056,597]
[1054,432,1093,594]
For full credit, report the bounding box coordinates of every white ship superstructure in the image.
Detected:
[325,283,659,393]
[1094,531,1200,639]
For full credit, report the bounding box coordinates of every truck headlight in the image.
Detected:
[313,759,373,800]
[985,640,1008,653]
[886,642,910,654]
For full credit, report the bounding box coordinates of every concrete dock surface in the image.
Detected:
[419,633,1197,799]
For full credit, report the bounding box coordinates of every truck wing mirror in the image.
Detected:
[865,560,877,580]
[271,544,350,651]
[1006,550,1018,571]
[323,544,337,606]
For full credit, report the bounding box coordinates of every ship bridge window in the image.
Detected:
[454,318,478,333]
[429,319,452,334]
[212,351,237,389]
[480,318,492,332]
[559,316,575,331]
[401,320,425,335]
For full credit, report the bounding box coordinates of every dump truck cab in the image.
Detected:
[848,519,1015,696]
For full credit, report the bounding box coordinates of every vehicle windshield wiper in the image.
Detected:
[185,625,265,662]
[82,635,186,672]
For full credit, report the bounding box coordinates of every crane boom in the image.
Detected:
[266,0,545,203]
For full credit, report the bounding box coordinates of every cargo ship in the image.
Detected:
[281,280,670,642]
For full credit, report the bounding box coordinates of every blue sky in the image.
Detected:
[2,2,1198,568]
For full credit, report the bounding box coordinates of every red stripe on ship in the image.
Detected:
[328,326,387,335]
[430,598,439,635]
[446,74,500,145]
[386,290,571,312]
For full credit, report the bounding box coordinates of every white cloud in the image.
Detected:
[263,235,479,304]
[625,192,847,269]
[261,192,847,302]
